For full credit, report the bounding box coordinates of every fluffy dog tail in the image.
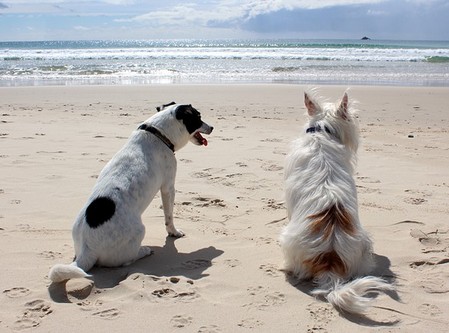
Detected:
[312,275,394,314]
[48,262,91,283]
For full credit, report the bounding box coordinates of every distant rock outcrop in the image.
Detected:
[361,36,371,40]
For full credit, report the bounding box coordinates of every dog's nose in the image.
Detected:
[210,126,214,133]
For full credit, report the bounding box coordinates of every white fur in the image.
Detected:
[49,104,213,283]
[280,91,393,313]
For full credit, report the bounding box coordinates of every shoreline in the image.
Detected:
[1,84,449,332]
[3,39,449,89]
[2,78,449,88]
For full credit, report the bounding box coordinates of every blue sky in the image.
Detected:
[0,0,448,41]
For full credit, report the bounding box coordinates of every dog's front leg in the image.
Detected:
[161,184,184,237]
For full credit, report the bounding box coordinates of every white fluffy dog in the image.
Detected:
[280,91,393,314]
[49,103,213,283]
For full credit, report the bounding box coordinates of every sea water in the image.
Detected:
[1,39,448,87]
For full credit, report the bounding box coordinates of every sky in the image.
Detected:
[0,0,448,41]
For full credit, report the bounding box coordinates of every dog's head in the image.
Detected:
[149,102,213,151]
[303,91,359,154]
[173,104,213,146]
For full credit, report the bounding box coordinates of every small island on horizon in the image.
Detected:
[361,36,371,40]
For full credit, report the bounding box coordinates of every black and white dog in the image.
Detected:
[49,102,213,282]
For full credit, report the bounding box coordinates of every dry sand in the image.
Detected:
[1,84,449,332]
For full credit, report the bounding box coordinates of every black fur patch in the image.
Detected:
[175,105,203,134]
[85,196,116,229]
[156,101,176,112]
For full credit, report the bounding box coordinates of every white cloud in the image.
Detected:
[1,0,448,40]
[123,2,243,27]
[0,0,134,14]
[121,0,389,27]
[229,0,388,15]
[0,0,388,18]
[2,0,134,3]
[0,3,63,14]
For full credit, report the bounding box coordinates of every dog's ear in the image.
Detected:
[304,93,319,116]
[175,104,198,120]
[156,101,176,112]
[337,93,349,120]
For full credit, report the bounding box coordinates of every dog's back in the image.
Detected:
[280,91,393,314]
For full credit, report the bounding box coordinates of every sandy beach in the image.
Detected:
[1,84,449,332]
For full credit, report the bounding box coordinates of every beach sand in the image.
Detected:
[1,84,448,332]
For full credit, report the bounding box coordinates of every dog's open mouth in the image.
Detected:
[194,132,208,146]
[192,122,213,146]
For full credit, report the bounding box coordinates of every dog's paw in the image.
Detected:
[136,246,154,260]
[168,229,185,238]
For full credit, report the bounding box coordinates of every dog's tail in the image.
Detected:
[312,275,394,314]
[48,262,91,283]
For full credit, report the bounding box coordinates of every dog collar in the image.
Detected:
[306,125,331,134]
[138,124,175,152]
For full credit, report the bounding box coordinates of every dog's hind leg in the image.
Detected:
[73,246,97,274]
[137,246,154,259]
[161,183,184,237]
[122,246,153,266]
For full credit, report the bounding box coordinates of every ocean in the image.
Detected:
[1,39,448,87]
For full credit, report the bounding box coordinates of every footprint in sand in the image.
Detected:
[190,168,225,181]
[260,291,286,308]
[404,197,427,205]
[259,263,282,277]
[198,324,222,333]
[238,317,263,329]
[244,286,286,310]
[306,302,336,333]
[404,189,432,205]
[190,197,226,208]
[409,258,449,269]
[356,176,381,184]
[223,259,241,268]
[181,259,212,270]
[418,303,443,317]
[415,276,449,294]
[3,287,31,298]
[260,138,282,143]
[170,314,193,328]
[410,228,449,253]
[13,318,40,331]
[151,279,197,302]
[261,162,283,172]
[92,308,121,319]
[22,300,52,317]
[255,236,274,246]
[356,184,381,194]
[38,250,63,260]
[263,198,284,210]
[191,171,212,179]
[152,288,178,298]
[14,299,53,330]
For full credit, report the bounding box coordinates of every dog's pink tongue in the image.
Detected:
[202,137,208,146]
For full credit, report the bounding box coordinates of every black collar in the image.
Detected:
[306,125,331,134]
[138,124,175,152]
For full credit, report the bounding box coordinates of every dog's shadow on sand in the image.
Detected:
[48,237,223,303]
[286,253,401,327]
